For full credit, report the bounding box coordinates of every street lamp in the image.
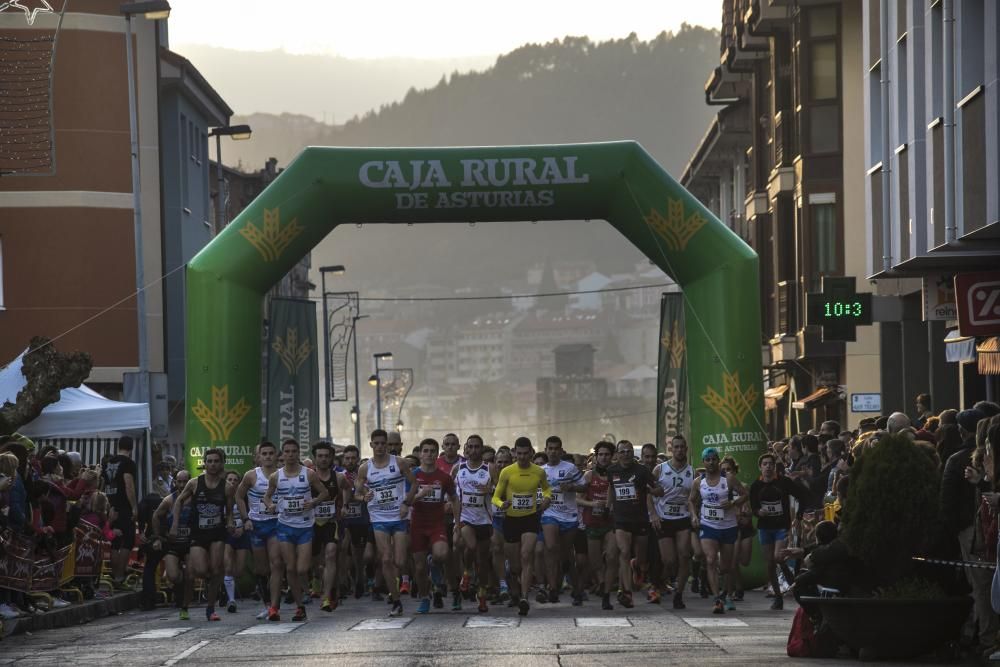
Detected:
[119,0,170,410]
[350,406,359,424]
[371,352,393,430]
[209,124,252,234]
[318,266,347,440]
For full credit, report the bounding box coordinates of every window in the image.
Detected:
[810,200,838,292]
[180,113,190,209]
[810,105,840,153]
[811,41,838,100]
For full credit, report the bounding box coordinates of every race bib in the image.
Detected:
[759,500,783,517]
[614,482,637,501]
[418,485,443,503]
[550,491,564,506]
[314,502,336,519]
[199,514,221,529]
[177,526,191,538]
[591,505,606,517]
[702,506,723,521]
[512,493,534,511]
[375,487,399,505]
[462,493,484,508]
[343,503,362,519]
[284,496,304,513]
[248,498,262,514]
[664,503,684,517]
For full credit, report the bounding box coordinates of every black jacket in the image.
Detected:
[940,438,978,535]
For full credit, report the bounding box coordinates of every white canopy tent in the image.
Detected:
[0,351,150,438]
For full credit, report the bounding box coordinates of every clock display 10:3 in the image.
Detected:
[823,301,864,318]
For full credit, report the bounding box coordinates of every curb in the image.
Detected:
[2,592,140,636]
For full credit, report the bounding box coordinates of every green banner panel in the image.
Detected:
[266,297,320,448]
[656,292,688,452]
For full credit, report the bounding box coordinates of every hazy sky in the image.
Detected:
[168,0,719,59]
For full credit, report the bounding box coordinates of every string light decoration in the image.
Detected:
[0,0,65,176]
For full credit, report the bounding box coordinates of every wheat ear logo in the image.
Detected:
[644,197,708,252]
[272,327,313,376]
[192,385,251,442]
[239,207,304,262]
[660,320,686,368]
[700,371,758,429]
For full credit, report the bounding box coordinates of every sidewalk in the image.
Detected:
[1,591,139,637]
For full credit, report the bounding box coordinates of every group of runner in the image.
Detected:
[156,429,804,621]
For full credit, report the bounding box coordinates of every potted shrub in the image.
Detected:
[799,433,972,660]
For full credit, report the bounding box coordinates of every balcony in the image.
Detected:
[773,109,795,167]
[745,0,790,35]
[776,279,797,336]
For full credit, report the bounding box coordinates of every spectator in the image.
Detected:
[887,411,912,434]
[939,409,959,427]
[915,393,934,427]
[924,415,941,434]
[152,460,173,498]
[936,423,964,466]
[101,436,139,589]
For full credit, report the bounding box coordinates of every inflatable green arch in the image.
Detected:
[185,142,766,474]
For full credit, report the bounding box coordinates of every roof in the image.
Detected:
[159,47,233,125]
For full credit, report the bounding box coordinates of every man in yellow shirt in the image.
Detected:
[492,436,551,616]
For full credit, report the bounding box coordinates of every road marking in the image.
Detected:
[236,623,305,635]
[465,616,520,628]
[162,640,210,666]
[126,627,194,640]
[351,618,412,630]
[575,617,632,627]
[683,617,749,628]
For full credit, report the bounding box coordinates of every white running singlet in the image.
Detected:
[275,467,314,528]
[654,462,694,520]
[541,460,582,523]
[247,467,275,522]
[365,455,406,523]
[456,462,492,525]
[699,474,736,529]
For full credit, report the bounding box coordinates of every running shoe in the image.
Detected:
[477,594,488,614]
[400,578,411,595]
[672,593,686,610]
[690,576,699,594]
[292,606,307,622]
[617,590,634,609]
[320,598,334,612]
[548,589,560,604]
[732,590,745,602]
[571,593,583,607]
[630,558,644,587]
[460,571,470,594]
[388,600,404,617]
[712,597,725,615]
[207,611,221,622]
[433,590,444,609]
[416,598,431,614]
[452,592,462,611]
[601,594,613,611]
[770,596,784,611]
[517,598,530,616]
[255,607,269,620]
[179,608,190,621]
[536,588,549,604]
[267,606,281,622]
[725,596,736,611]
[227,600,237,613]
[648,588,661,604]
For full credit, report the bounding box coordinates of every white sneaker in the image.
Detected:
[50,598,70,608]
[255,607,269,620]
[0,603,20,619]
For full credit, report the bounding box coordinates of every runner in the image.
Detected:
[223,469,251,613]
[311,441,347,612]
[749,451,807,610]
[454,434,493,613]
[538,435,585,605]
[639,442,663,601]
[235,441,280,620]
[722,455,753,608]
[262,439,331,622]
[436,432,464,604]
[689,446,748,614]
[492,436,551,616]
[339,445,375,599]
[577,441,618,610]
[409,437,460,614]
[151,470,192,620]
[489,447,513,603]
[355,429,420,617]
[171,448,235,621]
[607,440,660,608]
[649,435,694,610]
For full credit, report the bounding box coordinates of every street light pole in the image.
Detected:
[209,124,252,234]
[318,266,345,441]
[370,352,393,431]
[352,313,365,447]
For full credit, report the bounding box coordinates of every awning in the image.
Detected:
[764,384,789,411]
[979,337,1000,375]
[945,329,976,363]
[792,387,839,410]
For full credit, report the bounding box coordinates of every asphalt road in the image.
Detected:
[0,591,803,666]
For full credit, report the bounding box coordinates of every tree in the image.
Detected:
[0,336,92,436]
